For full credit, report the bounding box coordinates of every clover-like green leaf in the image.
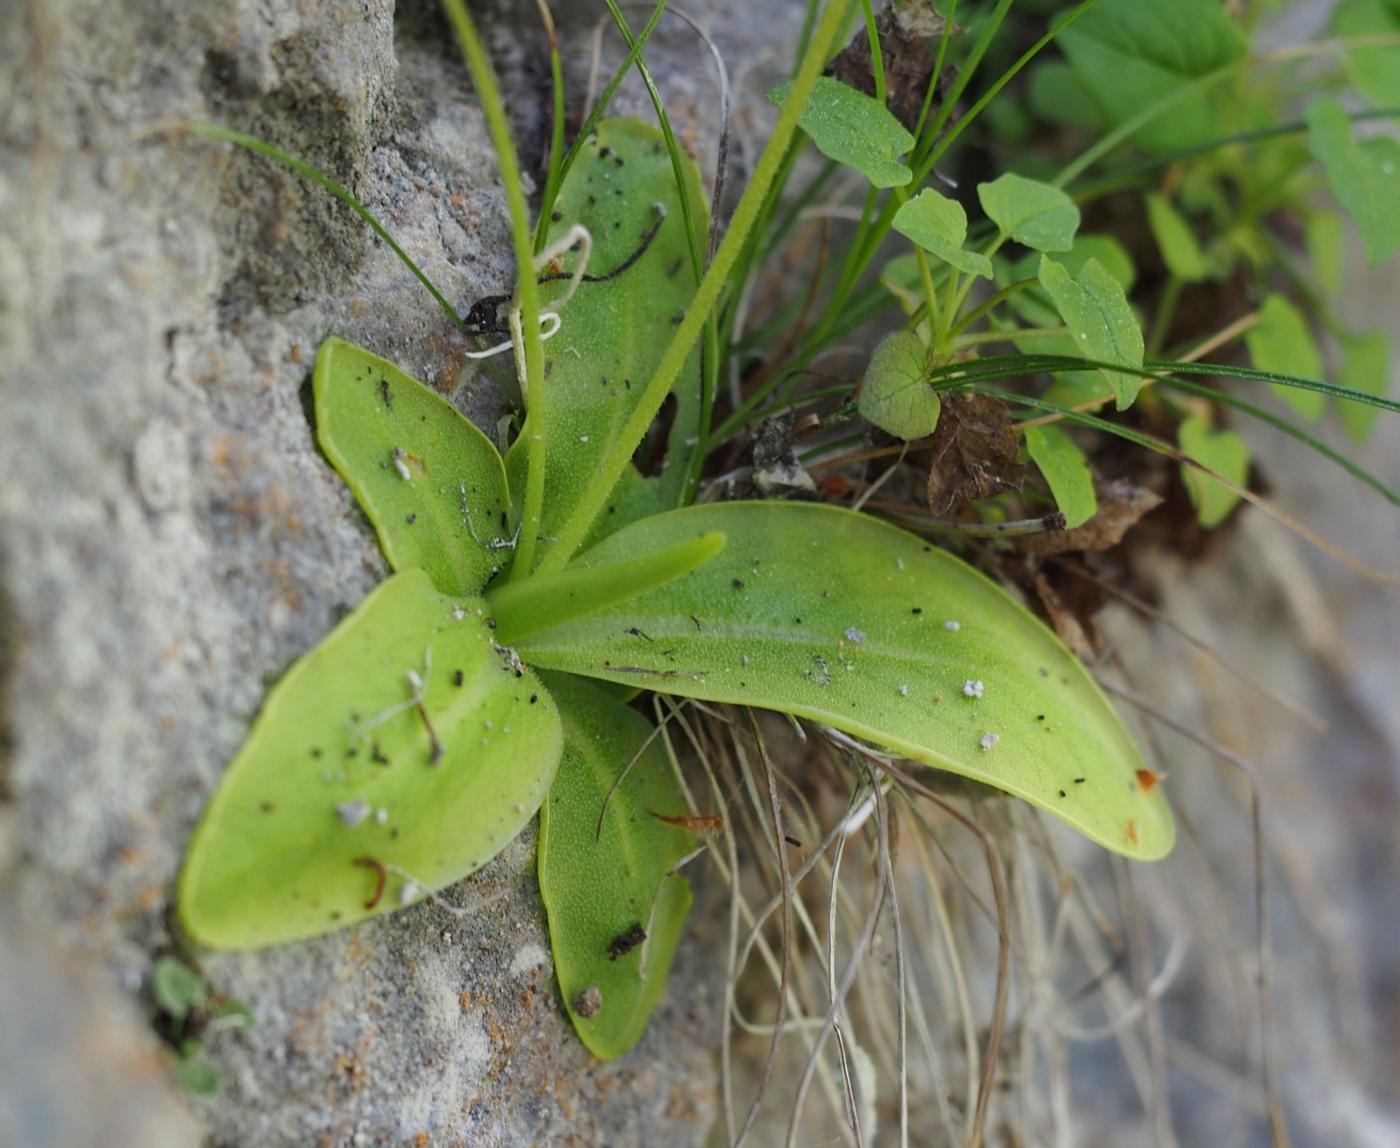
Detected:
[1025,424,1097,529]
[893,190,994,279]
[1178,415,1248,528]
[768,76,915,188]
[1145,194,1210,282]
[1245,294,1326,421]
[151,957,207,1023]
[1338,330,1392,443]
[506,119,708,565]
[1306,98,1400,267]
[1038,255,1145,410]
[978,173,1080,253]
[314,338,512,596]
[1057,0,1247,152]
[538,674,694,1060]
[179,569,562,949]
[859,329,940,440]
[511,502,1174,861]
[1333,0,1400,107]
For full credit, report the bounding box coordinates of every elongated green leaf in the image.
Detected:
[1333,0,1400,107]
[1178,415,1248,528]
[859,329,940,440]
[488,530,727,644]
[539,675,694,1059]
[1306,98,1400,267]
[314,338,512,596]
[1025,424,1097,528]
[1305,210,1346,296]
[768,76,915,188]
[1057,0,1247,152]
[514,503,1174,861]
[1038,255,1145,409]
[1245,294,1325,421]
[1145,194,1210,282]
[179,570,562,948]
[893,190,994,279]
[506,119,707,567]
[1338,330,1392,442]
[978,173,1080,253]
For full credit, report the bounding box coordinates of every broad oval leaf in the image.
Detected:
[538,674,694,1059]
[977,173,1080,253]
[1038,255,1145,410]
[513,502,1174,860]
[1025,424,1097,529]
[506,119,708,565]
[179,569,562,949]
[1306,98,1400,268]
[768,76,915,188]
[1178,415,1248,528]
[893,190,994,279]
[314,338,512,596]
[1057,0,1247,152]
[859,329,940,440]
[1245,294,1325,422]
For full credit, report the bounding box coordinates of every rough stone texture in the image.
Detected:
[4,2,1397,1147]
[0,2,797,1145]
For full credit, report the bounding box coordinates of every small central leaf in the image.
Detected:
[978,173,1080,253]
[768,76,915,188]
[893,190,994,279]
[1038,255,1145,410]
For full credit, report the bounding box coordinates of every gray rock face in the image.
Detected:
[0,1,796,1144]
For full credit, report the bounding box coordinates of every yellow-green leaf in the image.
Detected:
[513,503,1174,861]
[539,674,694,1059]
[1145,194,1210,282]
[314,338,512,596]
[1338,330,1392,442]
[179,570,562,949]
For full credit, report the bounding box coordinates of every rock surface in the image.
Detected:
[0,1,796,1145]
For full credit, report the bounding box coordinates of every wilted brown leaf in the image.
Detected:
[925,394,1024,516]
[1017,478,1163,556]
[827,2,959,134]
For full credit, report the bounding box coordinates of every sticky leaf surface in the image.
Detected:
[859,329,940,440]
[768,76,915,188]
[538,675,694,1059]
[1038,255,1145,409]
[978,173,1080,253]
[514,502,1174,860]
[315,338,511,596]
[893,190,994,279]
[506,119,707,565]
[180,570,562,948]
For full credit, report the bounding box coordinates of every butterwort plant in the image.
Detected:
[179,0,1175,1059]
